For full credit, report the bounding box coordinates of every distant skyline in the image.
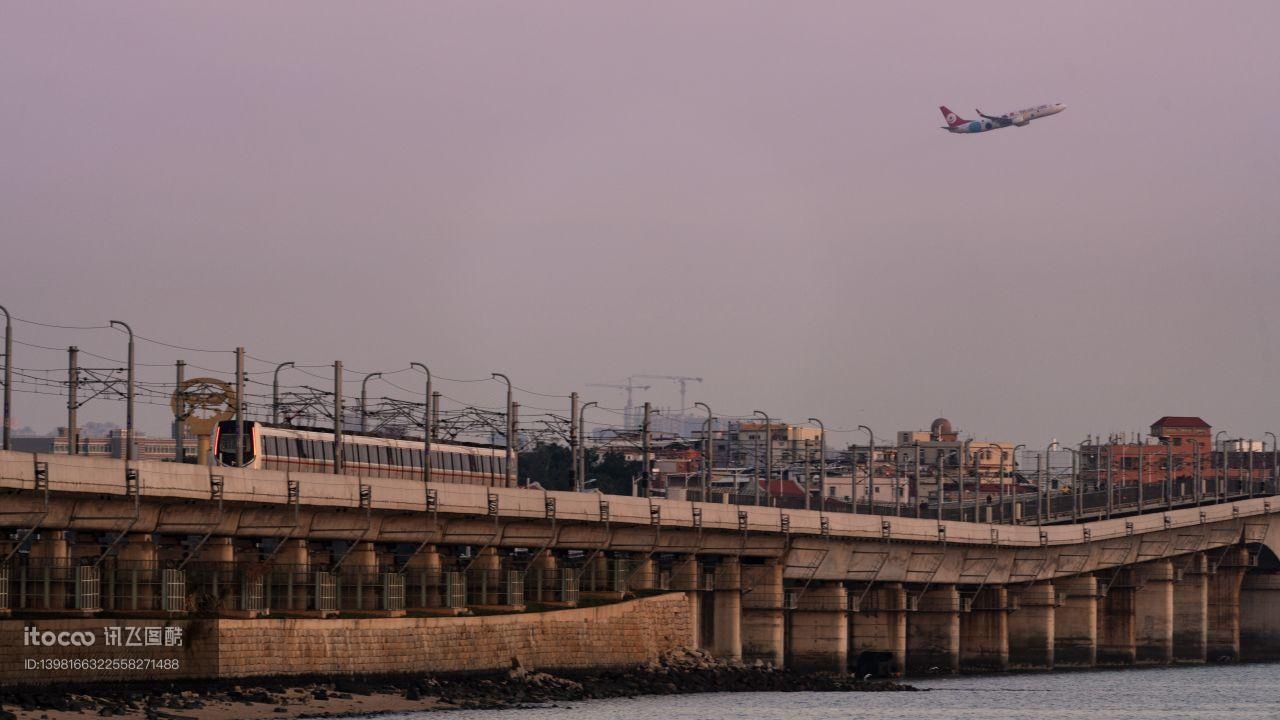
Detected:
[3,2,1279,447]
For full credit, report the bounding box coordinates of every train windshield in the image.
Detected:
[215,421,256,466]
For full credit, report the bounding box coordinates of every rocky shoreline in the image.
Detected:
[0,648,917,719]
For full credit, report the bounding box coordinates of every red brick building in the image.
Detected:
[1079,416,1274,491]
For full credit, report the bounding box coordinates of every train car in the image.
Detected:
[212,421,515,487]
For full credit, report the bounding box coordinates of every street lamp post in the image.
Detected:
[1012,444,1026,524]
[578,401,598,492]
[696,402,715,501]
[858,425,874,513]
[753,411,772,507]
[1266,432,1278,496]
[0,304,10,451]
[272,361,295,424]
[1215,430,1228,500]
[109,320,135,463]
[492,373,514,488]
[410,363,432,486]
[359,372,383,433]
[808,418,826,511]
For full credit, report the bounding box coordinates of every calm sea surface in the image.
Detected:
[376,663,1280,720]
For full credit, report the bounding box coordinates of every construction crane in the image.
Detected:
[634,375,703,414]
[586,378,651,429]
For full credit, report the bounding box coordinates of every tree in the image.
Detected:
[518,442,573,491]
[586,449,641,496]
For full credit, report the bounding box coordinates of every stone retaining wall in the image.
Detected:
[0,592,692,686]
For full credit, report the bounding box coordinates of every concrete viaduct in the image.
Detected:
[5,449,1280,676]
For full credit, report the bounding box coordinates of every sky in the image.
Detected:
[2,1,1279,448]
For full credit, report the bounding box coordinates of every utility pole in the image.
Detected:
[174,360,185,462]
[641,401,652,498]
[569,392,579,492]
[109,320,135,463]
[430,391,441,440]
[808,418,825,511]
[411,363,432,486]
[0,304,10,451]
[511,401,520,485]
[67,346,79,455]
[696,402,714,501]
[360,372,382,433]
[858,425,874,511]
[753,411,771,507]
[235,346,245,467]
[272,361,295,424]
[492,373,513,488]
[803,439,812,510]
[579,401,598,492]
[333,361,344,474]
[1137,440,1144,515]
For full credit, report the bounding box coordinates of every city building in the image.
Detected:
[12,426,199,462]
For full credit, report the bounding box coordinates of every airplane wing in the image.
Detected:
[976,109,1013,126]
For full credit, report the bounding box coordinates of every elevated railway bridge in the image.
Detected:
[4,450,1280,678]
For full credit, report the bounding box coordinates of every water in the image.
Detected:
[375,664,1280,720]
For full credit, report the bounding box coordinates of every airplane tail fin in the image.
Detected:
[939,106,967,127]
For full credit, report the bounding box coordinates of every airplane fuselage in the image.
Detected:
[941,102,1066,133]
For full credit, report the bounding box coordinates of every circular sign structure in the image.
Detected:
[171,377,237,435]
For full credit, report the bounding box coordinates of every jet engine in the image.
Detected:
[1010,112,1030,126]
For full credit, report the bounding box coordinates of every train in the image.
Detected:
[213,420,515,487]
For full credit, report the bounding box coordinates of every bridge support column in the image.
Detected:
[850,582,907,675]
[471,547,502,606]
[1133,560,1174,664]
[1240,572,1280,662]
[673,556,702,650]
[405,546,442,608]
[1054,575,1097,667]
[117,533,159,612]
[1209,547,1249,662]
[788,582,848,672]
[1097,571,1136,666]
[907,585,960,675]
[712,557,742,661]
[28,531,71,609]
[195,537,238,612]
[741,561,785,666]
[1007,582,1055,670]
[345,541,379,611]
[960,587,1009,672]
[276,539,311,611]
[525,551,554,604]
[629,557,657,592]
[1172,554,1208,663]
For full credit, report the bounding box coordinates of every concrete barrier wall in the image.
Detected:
[0,592,693,687]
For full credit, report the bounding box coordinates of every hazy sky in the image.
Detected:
[2,2,1278,447]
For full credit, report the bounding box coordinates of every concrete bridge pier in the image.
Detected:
[1208,547,1249,662]
[406,546,443,608]
[960,587,1009,672]
[788,582,848,673]
[471,547,502,606]
[629,556,657,592]
[1133,560,1174,664]
[116,533,159,612]
[712,557,742,661]
[672,555,701,650]
[275,539,311,611]
[1097,571,1136,666]
[345,541,380,610]
[740,560,785,666]
[524,550,554,604]
[1007,582,1056,670]
[196,536,238,612]
[1054,574,1097,667]
[907,585,960,675]
[850,582,907,674]
[1240,572,1280,662]
[28,531,71,609]
[1172,554,1208,663]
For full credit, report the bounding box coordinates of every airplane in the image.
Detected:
[939,102,1066,134]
